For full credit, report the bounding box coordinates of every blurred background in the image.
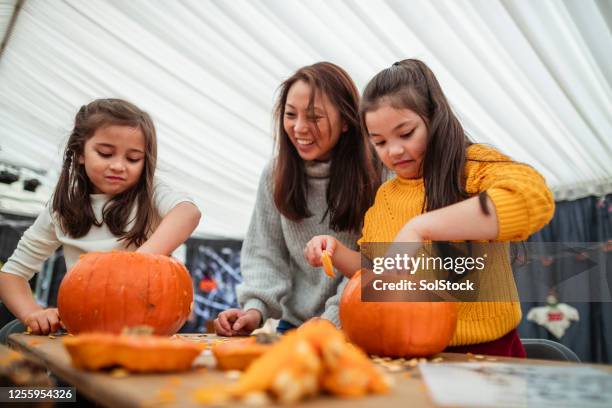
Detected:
[0,0,610,361]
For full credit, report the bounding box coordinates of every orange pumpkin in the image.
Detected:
[340,270,458,357]
[57,252,193,335]
[63,333,205,372]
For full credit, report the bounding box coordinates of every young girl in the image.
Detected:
[305,59,555,357]
[0,98,201,335]
[214,62,381,336]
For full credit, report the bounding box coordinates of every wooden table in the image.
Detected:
[7,333,612,407]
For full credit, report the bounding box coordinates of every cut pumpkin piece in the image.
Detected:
[215,319,390,404]
[229,330,321,399]
[302,320,391,396]
[63,333,205,372]
[296,319,346,353]
[321,342,390,397]
[212,336,274,371]
[321,250,335,278]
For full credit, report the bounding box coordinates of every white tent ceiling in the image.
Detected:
[0,0,611,239]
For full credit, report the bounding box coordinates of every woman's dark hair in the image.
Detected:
[273,62,381,232]
[52,98,157,247]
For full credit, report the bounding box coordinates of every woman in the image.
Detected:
[214,62,381,335]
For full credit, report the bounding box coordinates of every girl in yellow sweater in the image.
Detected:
[304,59,555,357]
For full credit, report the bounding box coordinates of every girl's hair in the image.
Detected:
[360,58,473,213]
[52,98,157,247]
[273,62,381,233]
[361,60,527,269]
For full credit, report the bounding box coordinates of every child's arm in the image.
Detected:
[137,202,201,255]
[0,274,61,334]
[0,273,41,322]
[396,152,555,243]
[304,235,361,278]
[395,194,498,242]
[1,205,63,334]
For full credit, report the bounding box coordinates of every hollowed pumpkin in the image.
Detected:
[57,252,193,335]
[63,333,205,372]
[340,270,458,357]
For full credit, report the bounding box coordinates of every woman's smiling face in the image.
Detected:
[283,80,347,161]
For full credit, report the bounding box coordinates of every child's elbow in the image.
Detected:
[175,201,202,229]
[540,189,555,229]
[532,186,555,234]
[189,204,202,226]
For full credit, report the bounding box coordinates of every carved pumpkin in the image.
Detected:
[57,252,193,335]
[340,270,458,357]
[63,333,205,372]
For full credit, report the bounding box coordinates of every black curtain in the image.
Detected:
[0,213,36,328]
[518,194,612,363]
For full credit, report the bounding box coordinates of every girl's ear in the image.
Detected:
[341,120,348,133]
[78,154,85,165]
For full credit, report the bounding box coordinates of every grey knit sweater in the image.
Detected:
[237,160,359,327]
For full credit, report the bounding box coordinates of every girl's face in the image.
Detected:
[283,80,347,161]
[365,104,428,179]
[79,125,146,195]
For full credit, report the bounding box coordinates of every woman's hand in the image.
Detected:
[304,235,338,267]
[305,235,362,278]
[23,308,62,335]
[214,308,262,337]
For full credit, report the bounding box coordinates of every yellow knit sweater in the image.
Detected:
[359,144,555,346]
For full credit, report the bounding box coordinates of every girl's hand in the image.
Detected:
[23,308,62,335]
[384,220,425,274]
[304,235,338,267]
[214,308,262,337]
[393,218,425,244]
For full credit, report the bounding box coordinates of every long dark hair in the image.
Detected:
[52,98,157,247]
[360,59,474,212]
[273,62,381,233]
[361,59,530,272]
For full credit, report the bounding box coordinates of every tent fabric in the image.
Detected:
[1,0,611,239]
[0,1,18,44]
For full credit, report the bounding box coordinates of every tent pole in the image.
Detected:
[0,0,25,62]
